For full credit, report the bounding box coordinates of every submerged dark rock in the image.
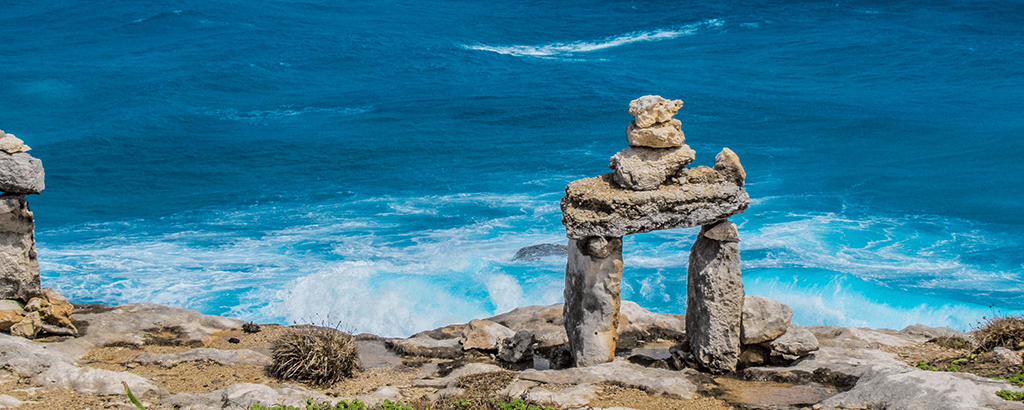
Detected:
[512,244,568,261]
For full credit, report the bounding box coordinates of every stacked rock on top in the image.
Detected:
[0,129,45,195]
[610,95,695,191]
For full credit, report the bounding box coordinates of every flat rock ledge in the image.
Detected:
[561,172,750,239]
[3,302,1024,410]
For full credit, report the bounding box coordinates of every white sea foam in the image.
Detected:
[199,106,369,122]
[461,19,723,58]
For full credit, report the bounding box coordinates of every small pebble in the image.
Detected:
[228,337,240,344]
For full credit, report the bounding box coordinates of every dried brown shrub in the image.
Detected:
[267,325,360,387]
[974,316,1024,352]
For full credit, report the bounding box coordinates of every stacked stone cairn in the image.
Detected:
[560,96,817,373]
[0,128,77,338]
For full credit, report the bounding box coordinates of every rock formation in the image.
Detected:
[1,129,44,303]
[560,96,753,372]
[0,129,76,339]
[686,220,744,373]
[563,236,623,367]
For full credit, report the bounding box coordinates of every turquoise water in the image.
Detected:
[1,0,1021,336]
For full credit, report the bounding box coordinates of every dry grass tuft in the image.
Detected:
[974,316,1024,352]
[267,325,360,387]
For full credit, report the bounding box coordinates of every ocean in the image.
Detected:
[1,0,1021,337]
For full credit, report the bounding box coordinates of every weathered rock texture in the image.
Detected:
[628,96,683,128]
[741,295,792,345]
[561,173,750,239]
[609,145,695,191]
[0,195,40,301]
[686,220,744,373]
[563,236,622,367]
[461,319,515,350]
[626,118,684,148]
[0,153,44,195]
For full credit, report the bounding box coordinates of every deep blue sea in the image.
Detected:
[1,0,1022,337]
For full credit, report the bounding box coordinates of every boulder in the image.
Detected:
[0,133,30,154]
[10,310,41,339]
[386,333,462,359]
[0,300,24,333]
[563,236,622,367]
[741,295,792,345]
[512,244,568,261]
[686,221,744,374]
[609,145,695,191]
[497,330,535,363]
[461,319,515,351]
[765,325,820,362]
[713,147,746,187]
[487,304,567,347]
[24,287,76,334]
[628,96,683,128]
[626,119,685,148]
[0,153,44,194]
[561,172,750,239]
[0,195,40,301]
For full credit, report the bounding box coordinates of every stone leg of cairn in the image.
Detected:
[686,220,743,374]
[563,236,623,367]
[0,194,40,301]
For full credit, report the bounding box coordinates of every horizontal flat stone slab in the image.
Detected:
[560,170,750,239]
[0,152,44,194]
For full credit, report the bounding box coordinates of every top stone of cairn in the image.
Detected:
[628,95,684,128]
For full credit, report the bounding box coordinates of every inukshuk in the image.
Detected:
[0,129,44,302]
[560,95,750,373]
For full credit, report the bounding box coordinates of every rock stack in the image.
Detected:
[0,129,44,302]
[610,96,695,191]
[560,95,818,374]
[0,128,75,338]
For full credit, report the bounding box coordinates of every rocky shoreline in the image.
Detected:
[1,301,1022,410]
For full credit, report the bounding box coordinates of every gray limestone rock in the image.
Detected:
[713,147,746,187]
[0,153,44,194]
[497,330,535,363]
[561,172,750,239]
[686,223,744,374]
[512,243,568,261]
[745,324,1024,410]
[625,119,685,148]
[519,359,700,399]
[628,96,683,128]
[703,220,741,242]
[609,145,695,191]
[764,325,820,362]
[0,195,40,301]
[461,319,515,351]
[386,334,462,359]
[0,299,24,333]
[134,348,272,367]
[741,295,792,345]
[0,133,30,154]
[487,304,568,347]
[563,236,622,367]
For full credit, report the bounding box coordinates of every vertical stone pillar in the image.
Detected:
[563,236,623,367]
[686,220,743,373]
[0,194,40,301]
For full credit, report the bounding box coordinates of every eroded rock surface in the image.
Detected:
[686,221,744,374]
[609,145,695,191]
[626,119,685,148]
[561,173,750,239]
[0,153,44,195]
[563,236,623,367]
[741,295,792,345]
[628,96,684,128]
[0,195,40,301]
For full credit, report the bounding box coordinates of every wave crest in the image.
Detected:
[461,19,723,58]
